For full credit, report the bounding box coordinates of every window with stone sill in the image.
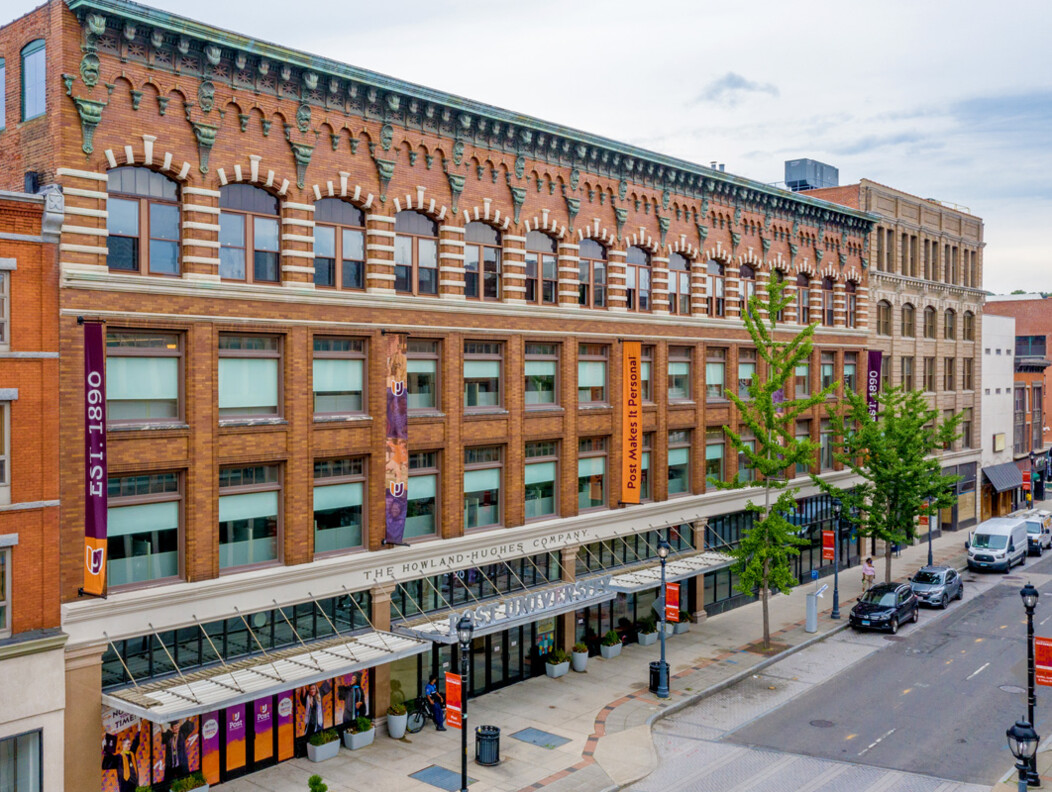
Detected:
[738,348,757,400]
[464,341,502,410]
[524,342,558,408]
[525,441,558,520]
[218,464,280,570]
[705,427,725,487]
[845,281,858,328]
[525,230,557,305]
[739,264,756,317]
[668,429,692,495]
[313,198,365,290]
[795,359,810,399]
[577,437,607,511]
[876,300,892,336]
[313,457,365,554]
[0,547,10,638]
[406,451,439,538]
[706,260,726,317]
[106,330,182,424]
[944,309,956,340]
[578,343,608,405]
[313,337,366,416]
[107,472,181,588]
[640,345,654,402]
[902,356,915,392]
[394,210,439,296]
[578,238,607,309]
[668,253,691,315]
[219,184,280,284]
[639,432,653,501]
[923,306,937,339]
[795,419,812,475]
[668,346,692,402]
[465,222,502,301]
[821,277,835,326]
[901,303,916,338]
[20,39,45,121]
[844,352,858,394]
[821,351,835,393]
[218,334,281,419]
[923,357,936,392]
[963,311,976,341]
[107,167,180,277]
[464,446,502,531]
[943,357,956,392]
[796,273,811,324]
[706,347,726,400]
[407,339,440,411]
[626,246,651,312]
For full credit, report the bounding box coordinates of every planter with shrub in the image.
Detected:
[637,615,658,646]
[343,716,375,750]
[599,629,622,659]
[386,702,408,739]
[307,728,341,762]
[674,612,691,634]
[169,771,209,792]
[571,642,589,672]
[544,648,571,678]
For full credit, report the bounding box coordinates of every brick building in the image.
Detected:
[1,1,878,788]
[806,180,984,538]
[0,187,65,789]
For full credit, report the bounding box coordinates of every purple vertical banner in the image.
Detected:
[866,350,883,420]
[253,697,274,761]
[384,332,408,544]
[83,321,108,596]
[200,711,220,785]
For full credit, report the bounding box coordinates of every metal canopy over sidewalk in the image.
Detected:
[607,550,735,594]
[983,461,1024,493]
[103,630,429,723]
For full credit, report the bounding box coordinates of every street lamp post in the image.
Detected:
[456,615,474,792]
[831,500,842,620]
[1021,583,1042,788]
[654,537,671,699]
[1008,719,1041,792]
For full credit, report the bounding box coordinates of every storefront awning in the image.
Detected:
[607,550,735,594]
[102,630,429,723]
[983,462,1024,493]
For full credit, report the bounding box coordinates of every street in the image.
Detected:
[629,553,1052,791]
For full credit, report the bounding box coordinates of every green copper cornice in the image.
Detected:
[65,0,877,233]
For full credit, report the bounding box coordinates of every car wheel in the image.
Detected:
[913,607,920,622]
[957,584,964,600]
[940,595,948,610]
[890,618,899,635]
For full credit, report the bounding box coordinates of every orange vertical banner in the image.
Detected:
[665,583,680,622]
[621,341,642,504]
[446,673,462,730]
[822,530,835,561]
[1036,637,1052,686]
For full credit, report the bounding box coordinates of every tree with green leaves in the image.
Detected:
[718,277,837,650]
[814,385,961,583]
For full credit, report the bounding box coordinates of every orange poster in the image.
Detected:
[665,583,680,623]
[621,341,642,504]
[446,673,462,730]
[1037,637,1052,686]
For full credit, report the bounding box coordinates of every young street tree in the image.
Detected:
[815,385,961,583]
[718,278,836,650]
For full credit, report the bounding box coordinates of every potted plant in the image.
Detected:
[599,629,622,659]
[307,728,341,763]
[343,716,375,750]
[637,615,658,646]
[170,770,209,791]
[308,775,328,792]
[674,612,691,634]
[386,702,408,739]
[544,648,571,678]
[571,642,589,672]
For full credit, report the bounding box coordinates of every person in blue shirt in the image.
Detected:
[424,674,446,731]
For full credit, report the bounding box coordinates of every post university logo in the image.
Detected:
[86,545,105,576]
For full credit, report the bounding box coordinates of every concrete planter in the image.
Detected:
[571,651,589,672]
[545,660,570,678]
[599,642,622,659]
[343,726,375,750]
[673,622,690,635]
[306,738,340,762]
[386,712,408,739]
[662,623,675,635]
[637,631,658,646]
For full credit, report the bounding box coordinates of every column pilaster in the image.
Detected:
[280,200,314,287]
[365,213,396,293]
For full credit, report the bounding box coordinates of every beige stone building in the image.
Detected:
[808,180,984,536]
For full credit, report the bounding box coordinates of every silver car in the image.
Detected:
[909,566,963,609]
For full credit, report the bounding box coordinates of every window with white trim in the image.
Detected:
[0,729,41,791]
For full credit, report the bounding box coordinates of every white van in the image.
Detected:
[967,517,1028,572]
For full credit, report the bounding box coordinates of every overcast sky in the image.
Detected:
[146,0,1050,294]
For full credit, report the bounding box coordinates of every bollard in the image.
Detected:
[805,592,818,633]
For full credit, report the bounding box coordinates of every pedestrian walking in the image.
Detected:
[861,557,876,594]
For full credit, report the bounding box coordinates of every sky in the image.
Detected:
[142,0,1051,294]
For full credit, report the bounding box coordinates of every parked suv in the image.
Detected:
[1026,513,1052,556]
[849,582,919,634]
[909,566,963,608]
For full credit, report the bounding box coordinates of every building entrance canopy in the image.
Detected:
[607,550,735,594]
[983,461,1024,493]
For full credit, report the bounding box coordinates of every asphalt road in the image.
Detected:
[727,556,1052,785]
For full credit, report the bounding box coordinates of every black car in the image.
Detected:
[849,582,919,634]
[909,566,963,608]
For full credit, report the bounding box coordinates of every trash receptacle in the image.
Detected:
[475,725,500,766]
[805,592,818,633]
[648,660,669,694]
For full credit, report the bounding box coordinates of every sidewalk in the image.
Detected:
[221,529,971,792]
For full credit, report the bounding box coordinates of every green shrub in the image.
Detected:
[679,611,691,623]
[308,775,328,792]
[387,702,406,716]
[308,728,340,746]
[601,629,621,647]
[350,716,373,734]
[572,642,588,653]
[170,772,208,792]
[135,786,153,792]
[637,615,657,634]
[544,648,570,664]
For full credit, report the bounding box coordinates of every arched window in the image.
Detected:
[313,199,364,290]
[668,253,690,315]
[706,260,725,317]
[876,300,892,336]
[219,184,280,283]
[525,231,557,305]
[845,281,858,328]
[106,167,180,276]
[796,273,811,324]
[821,277,835,326]
[394,211,438,295]
[739,264,756,315]
[901,303,915,337]
[944,308,956,340]
[626,246,651,312]
[465,222,501,301]
[578,238,606,309]
[963,311,975,341]
[923,306,937,339]
[20,39,45,121]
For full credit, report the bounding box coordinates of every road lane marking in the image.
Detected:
[858,728,895,756]
[901,688,912,695]
[845,734,857,740]
[967,662,990,680]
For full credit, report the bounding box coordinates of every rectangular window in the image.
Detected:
[313,337,365,415]
[0,730,41,791]
[218,464,280,570]
[943,357,956,392]
[313,457,365,554]
[0,272,7,346]
[20,40,45,121]
[218,335,280,418]
[923,357,936,392]
[668,346,692,401]
[524,342,558,407]
[0,548,9,638]
[464,446,502,530]
[738,429,756,483]
[844,352,857,394]
[641,345,654,402]
[795,360,810,399]
[706,347,726,400]
[943,409,955,451]
[795,420,812,475]
[820,419,834,471]
[820,351,835,393]
[668,429,691,495]
[738,348,756,400]
[407,339,439,411]
[464,341,502,409]
[902,356,914,392]
[524,441,558,520]
[961,408,973,449]
[577,437,607,510]
[705,428,724,486]
[107,472,181,588]
[106,331,181,423]
[0,59,5,131]
[578,344,608,404]
[407,452,438,538]
[640,432,652,501]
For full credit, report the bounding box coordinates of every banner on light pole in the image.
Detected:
[445,672,462,729]
[665,583,680,622]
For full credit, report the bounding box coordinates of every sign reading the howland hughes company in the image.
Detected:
[83,321,108,596]
[621,341,642,504]
[866,350,883,420]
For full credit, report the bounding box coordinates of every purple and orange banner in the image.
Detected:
[276,691,295,761]
[385,332,409,544]
[200,711,220,785]
[83,321,108,595]
[225,705,246,772]
[446,672,463,730]
[866,350,882,419]
[254,698,274,762]
[621,341,642,504]
[665,583,680,623]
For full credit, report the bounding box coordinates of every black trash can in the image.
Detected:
[475,725,500,766]
[649,660,669,695]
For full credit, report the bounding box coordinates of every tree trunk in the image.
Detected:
[761,557,771,649]
[884,540,893,583]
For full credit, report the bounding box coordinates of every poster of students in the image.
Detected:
[151,715,200,785]
[101,707,150,792]
[295,680,333,738]
[334,670,370,726]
